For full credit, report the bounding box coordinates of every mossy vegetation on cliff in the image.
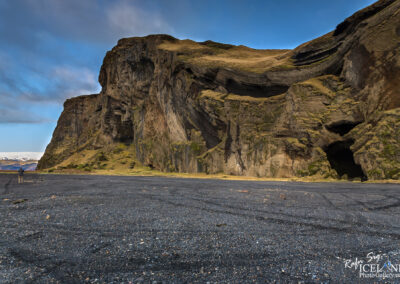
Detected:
[39,0,400,180]
[158,40,293,74]
[351,109,400,180]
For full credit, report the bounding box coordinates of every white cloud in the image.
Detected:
[16,65,101,104]
[107,0,173,37]
[0,107,49,123]
[52,66,100,95]
[8,0,174,44]
[52,66,101,100]
[0,0,173,125]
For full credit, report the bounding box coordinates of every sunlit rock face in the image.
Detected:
[39,0,400,180]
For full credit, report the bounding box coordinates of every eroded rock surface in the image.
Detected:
[38,0,400,180]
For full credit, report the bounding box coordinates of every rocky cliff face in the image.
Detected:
[38,0,400,180]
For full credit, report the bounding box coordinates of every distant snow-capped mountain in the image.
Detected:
[0,152,41,171]
[0,152,43,161]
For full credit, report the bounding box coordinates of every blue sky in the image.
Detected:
[0,0,376,152]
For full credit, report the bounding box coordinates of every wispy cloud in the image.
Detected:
[50,66,100,100]
[0,108,49,124]
[107,0,173,38]
[0,63,100,123]
[3,0,173,44]
[0,64,100,102]
[18,66,101,103]
[0,0,173,125]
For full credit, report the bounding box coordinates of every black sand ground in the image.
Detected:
[1,174,400,283]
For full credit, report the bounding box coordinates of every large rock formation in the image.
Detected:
[38,0,400,180]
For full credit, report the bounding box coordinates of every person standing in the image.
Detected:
[18,167,24,184]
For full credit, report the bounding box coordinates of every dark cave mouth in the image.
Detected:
[326,121,361,136]
[324,140,367,180]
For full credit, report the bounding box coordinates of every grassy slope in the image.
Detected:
[158,40,293,73]
[38,142,400,183]
[37,167,400,184]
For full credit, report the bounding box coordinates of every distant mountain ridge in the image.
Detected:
[0,153,41,171]
[0,160,38,171]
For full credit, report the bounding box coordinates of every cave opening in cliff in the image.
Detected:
[326,121,361,136]
[324,140,367,180]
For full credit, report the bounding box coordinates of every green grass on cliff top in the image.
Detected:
[158,39,294,73]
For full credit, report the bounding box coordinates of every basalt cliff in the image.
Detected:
[38,0,400,180]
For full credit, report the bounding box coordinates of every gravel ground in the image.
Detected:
[1,174,400,283]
